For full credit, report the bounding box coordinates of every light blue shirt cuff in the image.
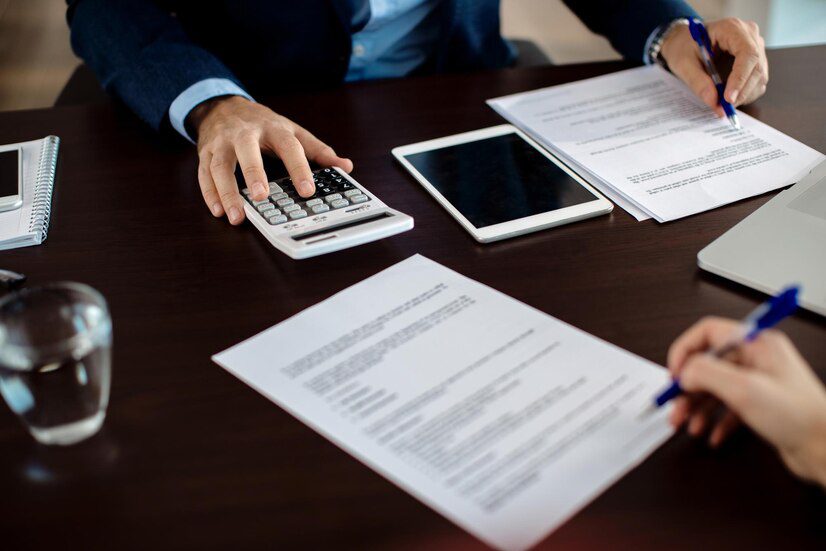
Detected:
[168,78,254,143]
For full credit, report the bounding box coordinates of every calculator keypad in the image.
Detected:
[243,168,370,225]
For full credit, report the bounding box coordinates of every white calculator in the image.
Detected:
[241,167,414,259]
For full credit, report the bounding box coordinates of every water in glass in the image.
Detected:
[0,283,112,445]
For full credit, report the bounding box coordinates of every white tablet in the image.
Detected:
[392,125,612,242]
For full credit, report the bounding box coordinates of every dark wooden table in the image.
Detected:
[1,46,824,550]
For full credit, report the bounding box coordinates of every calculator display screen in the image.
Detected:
[403,133,598,228]
[0,149,20,198]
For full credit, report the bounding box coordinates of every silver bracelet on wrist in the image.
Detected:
[647,18,690,71]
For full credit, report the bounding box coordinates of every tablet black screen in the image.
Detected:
[0,149,19,198]
[403,133,598,228]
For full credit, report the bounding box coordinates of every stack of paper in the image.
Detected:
[488,66,824,222]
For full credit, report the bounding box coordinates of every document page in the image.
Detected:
[214,255,673,550]
[489,66,824,222]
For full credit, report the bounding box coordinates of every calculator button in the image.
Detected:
[311,204,330,214]
[343,189,362,198]
[270,192,287,201]
[268,183,282,193]
[252,199,269,206]
[257,203,275,213]
[283,204,300,213]
[319,187,334,195]
[349,194,369,204]
[306,198,323,207]
[324,193,342,203]
[276,198,294,207]
[289,210,308,219]
[331,199,349,209]
[267,213,287,225]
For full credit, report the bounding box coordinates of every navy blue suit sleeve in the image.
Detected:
[66,0,246,130]
[562,0,698,61]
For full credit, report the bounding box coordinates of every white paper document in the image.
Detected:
[488,66,824,222]
[214,255,673,550]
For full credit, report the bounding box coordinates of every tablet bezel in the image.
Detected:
[392,125,612,242]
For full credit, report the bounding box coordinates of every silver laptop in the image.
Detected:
[698,159,826,317]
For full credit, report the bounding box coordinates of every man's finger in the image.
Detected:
[734,66,762,107]
[670,54,721,113]
[265,130,316,198]
[734,52,768,106]
[210,146,245,225]
[711,21,761,104]
[198,153,224,217]
[295,127,354,173]
[235,133,269,201]
[725,50,760,104]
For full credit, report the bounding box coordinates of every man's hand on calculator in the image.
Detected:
[187,96,354,225]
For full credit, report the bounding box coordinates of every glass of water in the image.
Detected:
[0,282,112,445]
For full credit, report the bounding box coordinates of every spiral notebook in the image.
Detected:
[0,136,59,250]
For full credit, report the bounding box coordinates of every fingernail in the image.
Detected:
[729,89,739,103]
[229,206,242,223]
[211,203,222,216]
[253,181,268,198]
[298,180,314,196]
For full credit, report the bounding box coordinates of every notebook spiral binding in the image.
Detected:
[28,135,60,241]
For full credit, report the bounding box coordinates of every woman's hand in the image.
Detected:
[668,317,826,487]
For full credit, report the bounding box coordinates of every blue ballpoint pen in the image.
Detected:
[651,285,800,409]
[688,17,741,130]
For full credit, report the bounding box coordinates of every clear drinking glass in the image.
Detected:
[0,282,112,445]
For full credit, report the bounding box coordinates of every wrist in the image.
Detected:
[648,18,689,69]
[186,95,250,138]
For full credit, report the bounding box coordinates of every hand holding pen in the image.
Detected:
[658,17,768,121]
[687,18,741,129]
[654,287,814,445]
[654,286,799,410]
[661,298,826,487]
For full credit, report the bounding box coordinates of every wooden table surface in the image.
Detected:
[0,46,824,550]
